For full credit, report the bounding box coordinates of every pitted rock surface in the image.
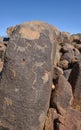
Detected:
[0,21,58,130]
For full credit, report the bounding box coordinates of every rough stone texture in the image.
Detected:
[61,32,71,43]
[69,61,81,111]
[61,49,74,63]
[0,21,58,130]
[75,44,81,52]
[63,69,72,80]
[71,34,81,43]
[44,108,60,130]
[74,54,81,61]
[7,26,17,37]
[60,43,74,53]
[44,108,55,130]
[53,66,63,80]
[50,75,73,114]
[44,108,81,130]
[54,44,62,65]
[58,108,81,130]
[58,59,69,70]
[0,42,7,72]
[0,43,6,60]
[74,48,80,57]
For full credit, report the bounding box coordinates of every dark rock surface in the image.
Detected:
[69,61,81,111]
[0,21,57,130]
[63,69,72,80]
[50,75,73,114]
[0,22,81,130]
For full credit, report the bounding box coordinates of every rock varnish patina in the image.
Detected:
[0,21,58,130]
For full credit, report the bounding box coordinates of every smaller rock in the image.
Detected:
[0,43,6,61]
[63,69,72,80]
[61,32,71,43]
[58,59,69,70]
[58,108,81,130]
[61,43,74,53]
[0,42,6,72]
[75,44,81,52]
[53,66,63,80]
[7,26,17,37]
[73,48,80,57]
[71,34,81,43]
[0,59,3,72]
[61,49,74,63]
[54,44,62,65]
[74,54,81,61]
[44,108,81,130]
[56,33,63,44]
[69,61,81,111]
[50,75,73,114]
[44,108,62,130]
[44,108,57,130]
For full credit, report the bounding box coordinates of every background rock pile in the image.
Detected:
[47,32,81,130]
[0,21,81,130]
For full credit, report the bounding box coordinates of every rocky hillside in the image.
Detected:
[0,21,81,130]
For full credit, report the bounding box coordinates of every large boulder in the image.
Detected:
[0,21,58,130]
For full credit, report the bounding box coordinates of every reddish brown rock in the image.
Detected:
[44,108,55,130]
[58,108,81,130]
[44,108,60,130]
[69,61,81,111]
[44,108,81,130]
[50,75,73,114]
